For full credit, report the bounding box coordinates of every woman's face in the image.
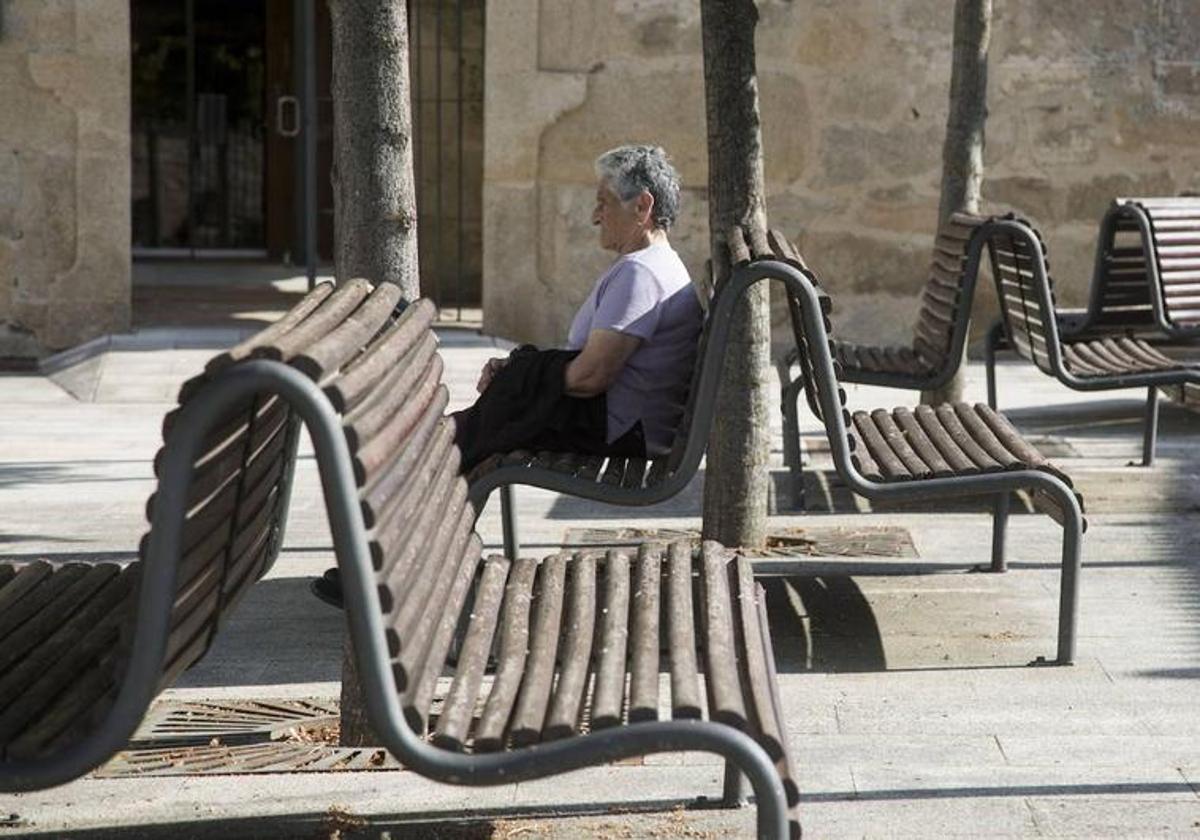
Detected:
[592,181,645,253]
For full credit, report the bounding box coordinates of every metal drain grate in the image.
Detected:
[562,525,918,560]
[96,698,402,777]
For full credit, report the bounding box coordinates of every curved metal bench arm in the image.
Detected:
[749,258,1084,665]
[975,218,1200,393]
[1079,200,1200,340]
[4,360,789,840]
[468,262,794,511]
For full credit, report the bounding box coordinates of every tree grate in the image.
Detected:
[562,525,918,560]
[95,698,403,777]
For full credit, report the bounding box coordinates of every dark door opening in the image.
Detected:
[131,0,269,255]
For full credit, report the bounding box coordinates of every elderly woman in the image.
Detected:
[312,146,701,608]
[455,144,703,468]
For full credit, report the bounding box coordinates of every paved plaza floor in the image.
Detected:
[1,320,1199,838]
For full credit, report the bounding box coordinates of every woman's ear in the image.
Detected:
[637,191,655,225]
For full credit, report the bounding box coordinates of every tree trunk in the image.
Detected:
[329,0,418,747]
[922,0,991,406]
[699,0,771,550]
[329,0,419,294]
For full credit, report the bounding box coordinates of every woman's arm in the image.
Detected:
[564,328,641,397]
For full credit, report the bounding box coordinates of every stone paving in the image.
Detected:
[1,325,1199,838]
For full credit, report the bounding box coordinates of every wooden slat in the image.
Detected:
[343,338,440,451]
[600,457,628,486]
[913,405,977,473]
[620,458,648,490]
[5,658,117,759]
[543,553,598,740]
[628,543,662,723]
[576,455,606,482]
[252,278,373,363]
[933,404,1002,471]
[0,563,54,630]
[373,441,461,579]
[734,557,786,761]
[290,282,403,381]
[851,412,911,480]
[666,541,702,720]
[952,403,1023,470]
[0,565,86,645]
[205,282,334,375]
[699,541,746,729]
[870,409,932,478]
[362,405,453,529]
[392,510,476,672]
[369,426,458,569]
[385,484,471,646]
[474,556,539,752]
[433,556,511,750]
[327,300,438,413]
[509,554,569,746]
[0,565,119,673]
[351,363,445,486]
[892,407,953,477]
[754,582,804,838]
[0,569,134,743]
[590,549,632,730]
[404,535,484,731]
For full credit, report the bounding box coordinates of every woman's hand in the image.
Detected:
[477,356,508,393]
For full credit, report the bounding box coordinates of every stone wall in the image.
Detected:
[0,1,131,359]
[482,0,1200,352]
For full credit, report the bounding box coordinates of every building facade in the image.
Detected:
[1,1,1198,358]
[483,0,1200,349]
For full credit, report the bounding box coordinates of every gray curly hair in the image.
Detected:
[594,145,682,231]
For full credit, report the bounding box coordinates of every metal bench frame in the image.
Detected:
[768,255,1084,667]
[979,216,1200,467]
[1074,197,1200,340]
[777,216,985,505]
[468,259,781,559]
[1,358,792,840]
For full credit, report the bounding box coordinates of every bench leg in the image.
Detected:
[781,376,806,511]
[1142,386,1159,467]
[987,492,1009,573]
[1052,493,1084,666]
[721,761,749,808]
[985,323,1002,410]
[500,485,519,559]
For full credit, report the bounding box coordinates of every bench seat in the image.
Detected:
[425,542,800,836]
[0,562,137,761]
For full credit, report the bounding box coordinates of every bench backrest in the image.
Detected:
[161,279,478,731]
[1093,197,1200,335]
[909,212,984,371]
[977,216,1062,376]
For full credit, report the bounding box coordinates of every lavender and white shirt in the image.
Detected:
[566,241,703,454]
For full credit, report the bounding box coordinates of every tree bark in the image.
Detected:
[922,0,991,406]
[329,0,419,295]
[699,0,771,550]
[329,0,418,746]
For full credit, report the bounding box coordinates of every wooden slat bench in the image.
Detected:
[465,231,792,558]
[979,213,1200,466]
[0,279,799,839]
[775,213,985,504]
[1077,196,1200,338]
[737,232,1086,666]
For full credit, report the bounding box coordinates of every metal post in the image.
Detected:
[721,762,749,807]
[301,0,319,290]
[434,0,444,306]
[1142,386,1159,467]
[185,0,196,254]
[455,0,465,321]
[988,492,1009,573]
[985,322,1001,409]
[500,485,519,559]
